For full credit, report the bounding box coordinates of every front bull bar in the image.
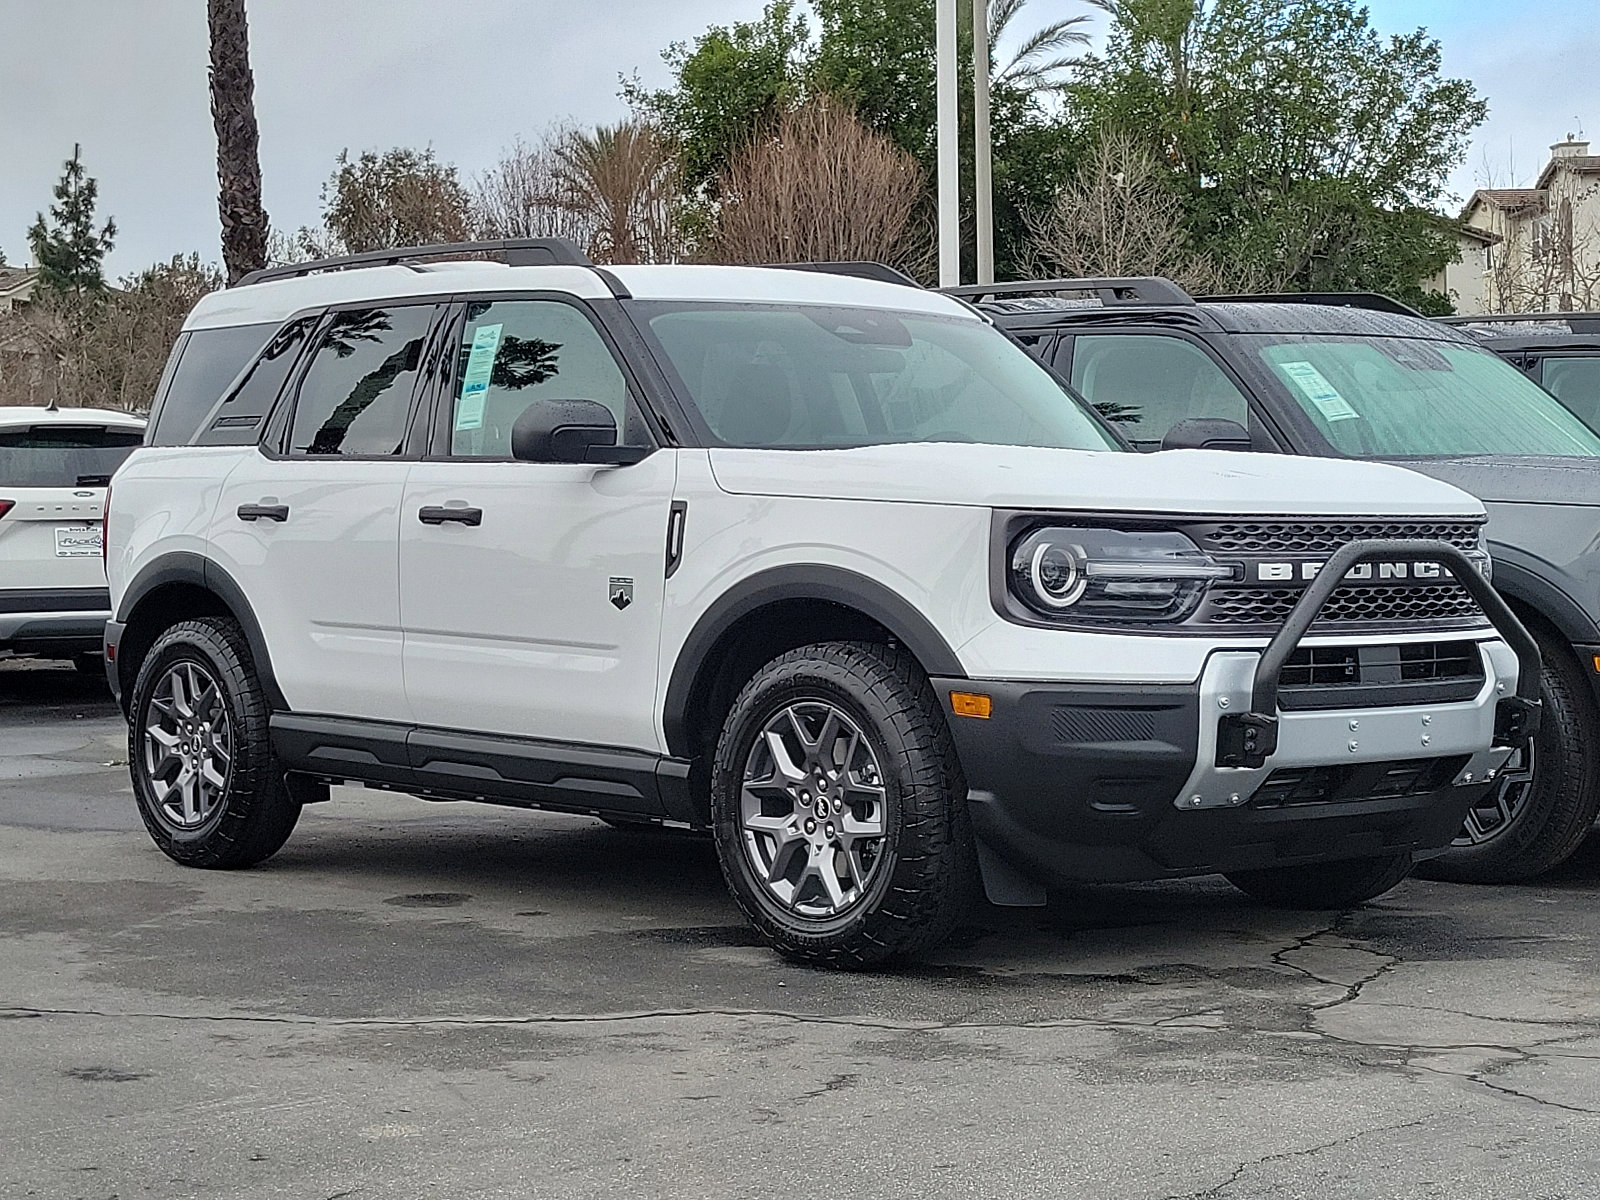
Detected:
[1215,538,1542,772]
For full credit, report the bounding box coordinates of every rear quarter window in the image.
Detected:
[148,322,279,447]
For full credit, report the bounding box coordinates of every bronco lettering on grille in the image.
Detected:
[1256,561,1447,582]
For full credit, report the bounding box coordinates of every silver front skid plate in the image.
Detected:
[1175,640,1518,810]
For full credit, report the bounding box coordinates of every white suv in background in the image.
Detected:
[103,240,1539,966]
[0,405,145,668]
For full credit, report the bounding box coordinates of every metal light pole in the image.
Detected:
[973,0,994,285]
[935,0,960,286]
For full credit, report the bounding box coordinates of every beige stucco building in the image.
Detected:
[1436,137,1600,315]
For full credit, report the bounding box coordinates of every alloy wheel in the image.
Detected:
[738,700,889,919]
[1454,742,1536,846]
[142,659,233,830]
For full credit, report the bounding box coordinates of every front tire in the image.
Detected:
[128,617,301,868]
[711,642,974,968]
[1420,630,1600,884]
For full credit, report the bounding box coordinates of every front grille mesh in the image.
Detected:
[1205,583,1483,626]
[1198,520,1481,554]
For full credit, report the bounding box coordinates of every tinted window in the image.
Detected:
[638,303,1117,451]
[289,306,433,457]
[1070,334,1250,449]
[448,300,636,457]
[198,319,315,447]
[1249,336,1600,457]
[1540,356,1600,434]
[148,323,277,446]
[0,426,144,487]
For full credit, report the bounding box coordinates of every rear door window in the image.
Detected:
[1539,355,1600,433]
[147,323,279,446]
[0,425,145,487]
[288,306,436,457]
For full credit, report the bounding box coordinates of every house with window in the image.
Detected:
[1436,137,1600,315]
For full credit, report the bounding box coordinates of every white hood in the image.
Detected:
[708,444,1484,518]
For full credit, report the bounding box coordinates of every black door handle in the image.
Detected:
[237,503,289,522]
[418,505,483,526]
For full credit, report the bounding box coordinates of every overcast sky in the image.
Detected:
[3,0,1595,278]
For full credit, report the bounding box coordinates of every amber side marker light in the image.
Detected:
[1592,654,1600,675]
[950,691,993,719]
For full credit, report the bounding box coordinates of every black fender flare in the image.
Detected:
[661,564,967,756]
[1491,559,1600,647]
[117,552,286,711]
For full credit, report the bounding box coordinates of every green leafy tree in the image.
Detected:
[623,1,810,194]
[1076,0,1485,310]
[27,144,117,301]
[301,147,473,257]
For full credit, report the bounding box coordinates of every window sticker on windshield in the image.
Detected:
[1280,361,1360,422]
[455,323,504,431]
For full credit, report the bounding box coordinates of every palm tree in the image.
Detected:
[553,123,680,265]
[208,0,269,283]
[989,0,1094,95]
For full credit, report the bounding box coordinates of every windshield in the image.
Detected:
[1247,335,1600,458]
[634,302,1120,452]
[0,425,144,487]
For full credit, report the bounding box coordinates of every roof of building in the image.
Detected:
[1537,157,1600,188]
[183,261,969,331]
[0,266,40,298]
[1467,188,1549,213]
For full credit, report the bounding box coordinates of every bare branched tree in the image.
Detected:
[0,256,221,410]
[1026,130,1272,293]
[551,122,681,264]
[704,94,926,267]
[1486,175,1600,313]
[208,0,269,283]
[471,133,591,245]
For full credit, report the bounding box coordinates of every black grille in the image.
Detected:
[1205,583,1483,627]
[1198,520,1481,555]
[1279,640,1483,688]
[1251,756,1469,809]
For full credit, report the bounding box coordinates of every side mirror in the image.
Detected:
[510,399,649,465]
[1161,418,1255,453]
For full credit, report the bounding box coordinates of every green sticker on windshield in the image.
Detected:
[455,323,504,431]
[1280,361,1360,422]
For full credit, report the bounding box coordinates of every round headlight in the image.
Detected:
[1028,540,1087,608]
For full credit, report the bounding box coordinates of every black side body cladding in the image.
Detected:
[269,714,690,822]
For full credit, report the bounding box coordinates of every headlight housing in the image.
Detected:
[1009,526,1235,624]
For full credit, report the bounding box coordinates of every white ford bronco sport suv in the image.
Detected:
[104,240,1540,967]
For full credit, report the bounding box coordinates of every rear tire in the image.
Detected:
[1419,630,1600,883]
[128,617,300,868]
[711,641,975,968]
[1226,851,1414,909]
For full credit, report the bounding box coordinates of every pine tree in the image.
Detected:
[27,144,117,300]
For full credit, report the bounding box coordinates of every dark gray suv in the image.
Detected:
[965,279,1600,883]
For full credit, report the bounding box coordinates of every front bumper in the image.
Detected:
[936,538,1542,905]
[936,640,1518,902]
[0,588,111,656]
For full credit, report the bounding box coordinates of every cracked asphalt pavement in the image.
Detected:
[3,658,1598,1199]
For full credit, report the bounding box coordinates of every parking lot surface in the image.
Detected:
[2,658,1598,1200]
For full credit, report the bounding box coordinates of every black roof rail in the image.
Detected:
[763,261,923,288]
[1201,291,1423,318]
[1438,311,1600,333]
[235,237,592,287]
[943,277,1197,306]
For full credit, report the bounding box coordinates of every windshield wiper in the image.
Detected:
[75,474,112,487]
